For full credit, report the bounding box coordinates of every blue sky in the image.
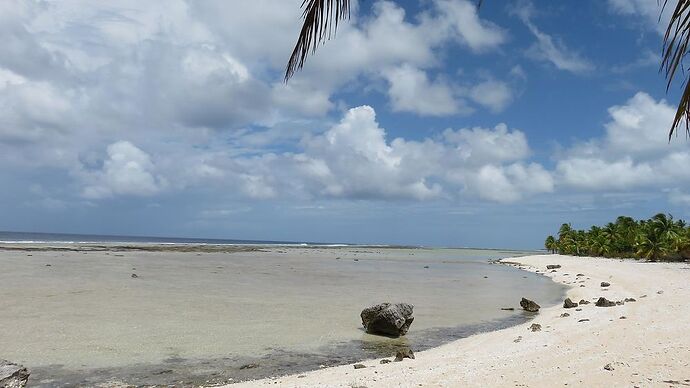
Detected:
[0,0,688,248]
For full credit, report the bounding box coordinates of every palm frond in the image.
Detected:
[284,0,351,82]
[661,0,690,138]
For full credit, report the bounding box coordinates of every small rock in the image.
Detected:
[575,308,582,311]
[45,264,51,267]
[131,273,138,278]
[550,270,557,273]
[578,319,590,322]
[603,363,614,371]
[563,298,578,309]
[354,364,366,369]
[657,290,664,294]
[580,285,585,287]
[380,359,391,364]
[239,363,259,370]
[528,323,541,332]
[578,299,591,305]
[483,275,488,278]
[560,313,570,317]
[619,316,627,319]
[595,297,616,307]
[501,307,515,311]
[520,297,540,312]
[615,300,625,306]
[0,360,30,388]
[354,259,359,261]
[423,265,429,269]
[576,273,585,277]
[546,264,561,269]
[513,336,522,343]
[394,348,415,361]
[601,282,611,287]
[639,294,647,298]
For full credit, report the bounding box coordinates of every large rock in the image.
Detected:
[520,297,540,312]
[361,303,414,337]
[0,360,29,388]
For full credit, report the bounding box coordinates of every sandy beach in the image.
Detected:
[229,254,690,387]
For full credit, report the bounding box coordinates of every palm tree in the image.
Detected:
[286,1,690,137]
[544,235,557,253]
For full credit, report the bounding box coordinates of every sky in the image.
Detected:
[0,0,688,249]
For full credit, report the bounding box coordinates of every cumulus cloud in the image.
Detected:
[382,65,463,116]
[218,106,552,203]
[555,92,690,193]
[81,141,167,199]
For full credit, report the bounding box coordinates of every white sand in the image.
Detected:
[228,255,690,387]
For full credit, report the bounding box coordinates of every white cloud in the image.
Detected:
[556,92,690,192]
[468,80,514,113]
[382,65,462,116]
[465,163,553,203]
[221,106,551,203]
[81,141,167,199]
[443,123,530,164]
[428,0,507,52]
[514,2,594,74]
[608,0,672,34]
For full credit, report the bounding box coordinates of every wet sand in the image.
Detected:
[0,244,563,386]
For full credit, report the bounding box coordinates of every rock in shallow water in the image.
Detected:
[520,297,540,312]
[360,303,414,337]
[0,360,29,388]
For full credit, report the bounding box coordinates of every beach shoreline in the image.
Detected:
[226,254,690,387]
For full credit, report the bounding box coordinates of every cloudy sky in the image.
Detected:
[0,0,687,248]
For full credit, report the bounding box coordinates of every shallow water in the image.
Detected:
[0,246,565,386]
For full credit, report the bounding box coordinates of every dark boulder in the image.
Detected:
[0,360,29,388]
[600,282,610,287]
[595,297,616,307]
[520,297,540,312]
[361,303,414,337]
[563,298,578,308]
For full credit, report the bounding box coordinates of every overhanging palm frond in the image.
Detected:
[662,0,690,138]
[284,0,351,82]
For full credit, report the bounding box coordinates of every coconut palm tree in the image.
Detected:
[286,0,690,136]
[544,235,557,253]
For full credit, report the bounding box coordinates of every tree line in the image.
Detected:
[544,214,690,261]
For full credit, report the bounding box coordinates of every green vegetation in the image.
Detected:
[544,214,690,261]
